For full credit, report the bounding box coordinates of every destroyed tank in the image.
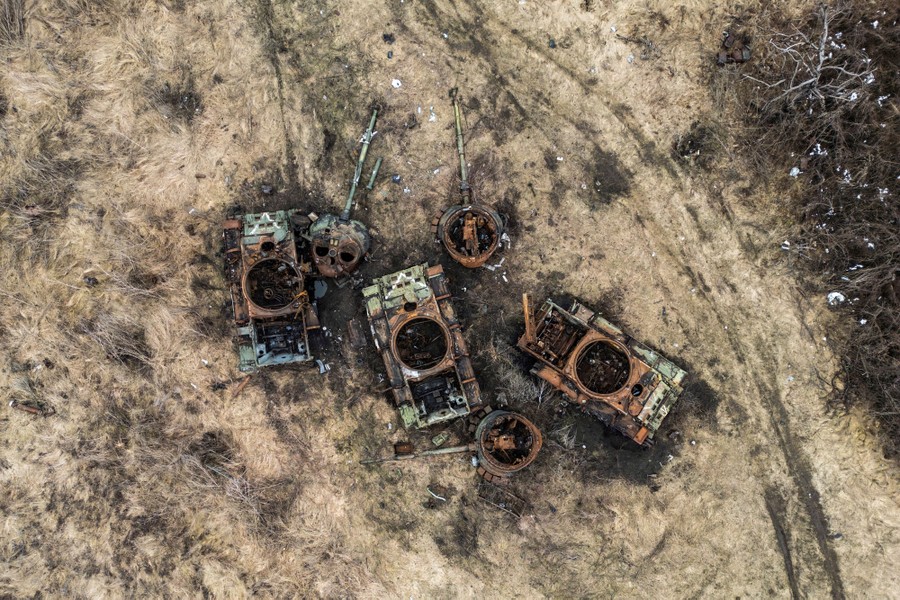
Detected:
[433,91,505,268]
[362,263,481,429]
[309,109,376,278]
[517,295,686,445]
[223,210,320,372]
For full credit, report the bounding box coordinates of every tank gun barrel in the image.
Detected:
[342,109,378,221]
[360,443,476,465]
[453,97,471,198]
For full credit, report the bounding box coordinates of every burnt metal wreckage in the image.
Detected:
[223,111,379,372]
[362,264,542,483]
[363,262,481,429]
[224,210,321,372]
[517,294,686,445]
[716,31,751,65]
[432,90,506,268]
[217,99,689,509]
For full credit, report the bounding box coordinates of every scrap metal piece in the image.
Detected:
[366,156,383,190]
[310,110,376,278]
[8,399,55,417]
[223,210,319,372]
[363,263,482,429]
[432,431,451,447]
[717,32,751,65]
[433,92,505,268]
[517,294,687,445]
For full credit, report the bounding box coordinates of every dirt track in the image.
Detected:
[1,0,898,597]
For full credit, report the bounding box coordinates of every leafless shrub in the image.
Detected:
[0,0,25,45]
[79,313,153,371]
[733,3,900,454]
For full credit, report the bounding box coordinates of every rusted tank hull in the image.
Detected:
[363,263,482,429]
[517,296,686,445]
[223,211,320,372]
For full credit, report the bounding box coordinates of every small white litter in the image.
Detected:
[789,167,801,177]
[827,291,846,306]
[391,79,402,88]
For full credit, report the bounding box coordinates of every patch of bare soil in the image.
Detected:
[0,0,897,598]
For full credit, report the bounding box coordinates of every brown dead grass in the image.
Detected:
[1,0,898,598]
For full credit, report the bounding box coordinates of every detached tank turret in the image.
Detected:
[309,110,377,278]
[433,90,505,268]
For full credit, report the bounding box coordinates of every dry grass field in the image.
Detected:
[1,0,898,598]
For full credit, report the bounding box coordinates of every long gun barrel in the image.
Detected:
[453,97,470,197]
[342,109,378,221]
[360,443,476,465]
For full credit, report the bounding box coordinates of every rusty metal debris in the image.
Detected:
[309,110,376,278]
[432,91,505,268]
[224,210,320,372]
[231,375,252,398]
[517,294,686,445]
[363,263,481,428]
[717,32,751,65]
[8,399,55,417]
[223,110,381,372]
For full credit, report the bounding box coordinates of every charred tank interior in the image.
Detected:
[480,413,538,468]
[408,372,469,425]
[434,204,504,268]
[395,318,448,371]
[575,341,631,395]
[446,208,498,258]
[244,258,303,310]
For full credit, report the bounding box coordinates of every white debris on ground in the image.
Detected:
[391,79,402,88]
[827,291,846,306]
[789,167,801,177]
